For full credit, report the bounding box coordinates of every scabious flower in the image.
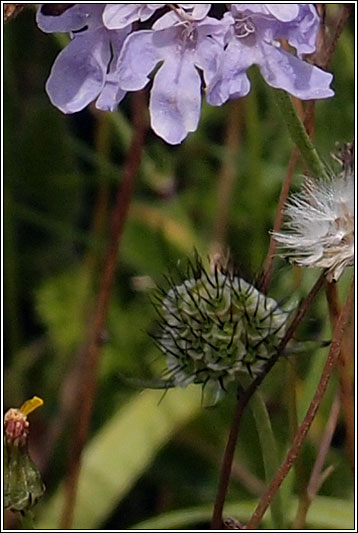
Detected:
[206,4,334,105]
[115,5,225,144]
[4,397,45,512]
[273,143,354,282]
[36,4,334,144]
[153,257,290,405]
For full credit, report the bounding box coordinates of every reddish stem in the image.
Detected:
[260,150,298,293]
[210,273,326,529]
[245,279,354,530]
[211,100,242,257]
[325,282,355,473]
[293,393,341,529]
[60,92,147,529]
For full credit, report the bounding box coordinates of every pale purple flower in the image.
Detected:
[37,3,104,33]
[103,4,165,29]
[206,4,334,105]
[37,4,335,145]
[173,4,212,21]
[116,9,225,144]
[37,4,130,113]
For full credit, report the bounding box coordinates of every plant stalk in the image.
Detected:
[245,279,354,529]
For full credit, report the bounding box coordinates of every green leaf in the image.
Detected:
[35,269,89,353]
[249,391,284,529]
[131,496,354,530]
[35,387,201,529]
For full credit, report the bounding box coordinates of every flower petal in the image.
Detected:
[103,4,138,29]
[96,27,131,111]
[149,58,201,144]
[46,30,111,113]
[103,4,139,28]
[37,4,104,33]
[103,4,163,29]
[205,42,252,106]
[195,34,225,85]
[258,43,334,99]
[280,4,320,55]
[178,4,212,20]
[265,4,299,22]
[117,30,164,91]
[95,78,126,112]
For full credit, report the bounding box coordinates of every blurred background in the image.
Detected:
[3,4,354,529]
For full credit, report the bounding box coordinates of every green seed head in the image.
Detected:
[154,258,290,405]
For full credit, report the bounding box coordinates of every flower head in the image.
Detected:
[116,9,226,144]
[206,4,334,105]
[36,4,334,144]
[153,257,290,405]
[273,143,354,282]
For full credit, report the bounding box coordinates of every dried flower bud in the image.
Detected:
[153,258,290,406]
[223,516,245,529]
[4,409,30,448]
[4,397,45,512]
[273,142,354,282]
[3,4,26,23]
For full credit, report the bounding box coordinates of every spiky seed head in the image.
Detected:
[153,260,290,405]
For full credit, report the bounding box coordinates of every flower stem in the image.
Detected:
[260,96,316,293]
[60,91,147,529]
[211,385,252,529]
[325,282,355,473]
[245,278,354,529]
[249,391,284,529]
[211,100,242,256]
[211,273,326,529]
[273,89,329,180]
[260,149,298,293]
[293,393,340,529]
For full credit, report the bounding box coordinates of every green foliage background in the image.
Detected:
[4,5,354,530]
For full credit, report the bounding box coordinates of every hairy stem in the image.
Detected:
[60,92,147,529]
[245,279,354,529]
[273,89,329,181]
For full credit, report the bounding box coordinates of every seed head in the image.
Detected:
[153,258,290,405]
[273,142,354,282]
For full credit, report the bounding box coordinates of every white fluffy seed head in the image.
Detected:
[273,143,354,282]
[154,260,291,406]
